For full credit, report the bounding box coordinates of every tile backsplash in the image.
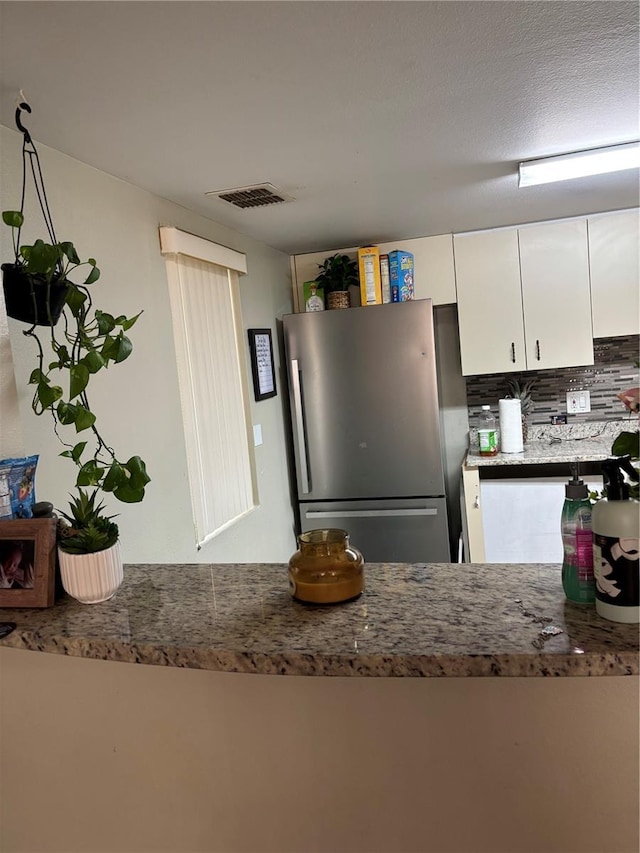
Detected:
[465,335,639,429]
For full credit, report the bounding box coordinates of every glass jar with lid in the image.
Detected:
[288,528,365,604]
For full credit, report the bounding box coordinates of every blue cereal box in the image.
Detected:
[388,250,414,302]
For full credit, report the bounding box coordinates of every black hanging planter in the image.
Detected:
[2,263,69,326]
[2,100,75,328]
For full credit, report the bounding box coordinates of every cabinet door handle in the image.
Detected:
[536,339,541,361]
[511,342,516,363]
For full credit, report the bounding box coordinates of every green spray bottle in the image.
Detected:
[561,462,594,603]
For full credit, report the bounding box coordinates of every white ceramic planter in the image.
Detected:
[58,541,123,604]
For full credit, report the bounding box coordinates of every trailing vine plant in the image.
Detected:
[2,214,150,496]
[2,101,149,551]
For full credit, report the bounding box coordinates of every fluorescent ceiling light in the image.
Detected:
[518,142,640,187]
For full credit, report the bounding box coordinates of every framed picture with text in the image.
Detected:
[247,328,277,402]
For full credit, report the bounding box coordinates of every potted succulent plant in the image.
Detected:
[55,490,124,604]
[314,253,359,309]
[2,103,149,603]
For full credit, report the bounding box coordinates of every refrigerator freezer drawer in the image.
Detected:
[300,498,450,563]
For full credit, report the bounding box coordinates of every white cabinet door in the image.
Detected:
[453,229,526,375]
[480,475,603,563]
[518,220,593,370]
[589,210,640,338]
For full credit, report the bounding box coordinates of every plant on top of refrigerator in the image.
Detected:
[314,253,358,293]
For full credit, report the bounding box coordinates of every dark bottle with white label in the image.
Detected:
[592,456,640,624]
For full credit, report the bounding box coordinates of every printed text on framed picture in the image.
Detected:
[247,329,277,402]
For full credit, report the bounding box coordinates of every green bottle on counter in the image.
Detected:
[561,465,594,603]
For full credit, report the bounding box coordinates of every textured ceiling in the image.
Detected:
[0,1,638,255]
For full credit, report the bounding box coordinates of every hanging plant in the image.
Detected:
[2,99,150,563]
[2,210,101,326]
[0,102,99,327]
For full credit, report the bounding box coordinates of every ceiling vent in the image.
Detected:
[206,182,295,209]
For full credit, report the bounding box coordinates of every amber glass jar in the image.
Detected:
[288,528,365,604]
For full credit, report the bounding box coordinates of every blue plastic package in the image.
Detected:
[0,455,39,519]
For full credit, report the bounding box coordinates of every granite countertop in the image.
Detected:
[0,563,637,678]
[465,437,614,467]
[465,420,629,468]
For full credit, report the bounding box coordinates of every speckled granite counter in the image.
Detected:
[0,563,637,677]
[466,437,614,467]
[465,419,629,468]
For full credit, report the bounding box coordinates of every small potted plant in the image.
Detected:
[55,490,122,603]
[314,253,359,309]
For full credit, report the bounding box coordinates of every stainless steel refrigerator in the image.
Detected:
[283,299,450,562]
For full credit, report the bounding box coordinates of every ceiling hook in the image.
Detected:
[15,99,32,143]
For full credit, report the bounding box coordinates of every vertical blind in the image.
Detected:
[162,238,256,548]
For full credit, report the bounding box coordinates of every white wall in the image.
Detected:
[1,648,638,853]
[0,126,297,562]
[0,298,22,458]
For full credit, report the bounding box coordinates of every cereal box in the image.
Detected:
[358,246,382,306]
[379,254,391,303]
[388,250,414,302]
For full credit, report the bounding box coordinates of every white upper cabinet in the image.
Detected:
[290,234,456,312]
[455,219,594,376]
[588,210,640,338]
[518,219,593,371]
[453,229,526,375]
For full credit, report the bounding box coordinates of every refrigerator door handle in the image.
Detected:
[291,359,310,494]
[305,508,438,518]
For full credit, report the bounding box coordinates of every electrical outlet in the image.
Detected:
[566,390,591,414]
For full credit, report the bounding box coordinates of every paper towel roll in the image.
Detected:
[499,398,524,453]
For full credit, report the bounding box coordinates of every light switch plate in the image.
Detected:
[253,424,263,446]
[566,390,590,414]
